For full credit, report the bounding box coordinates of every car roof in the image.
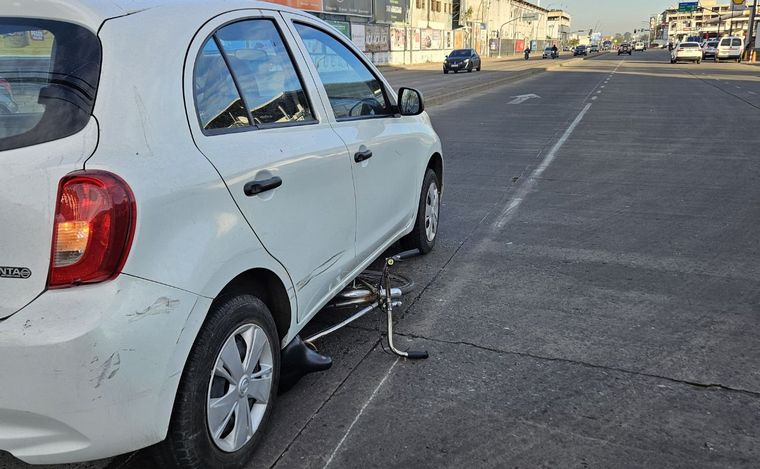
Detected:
[0,0,300,31]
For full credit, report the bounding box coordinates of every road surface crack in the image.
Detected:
[400,332,760,398]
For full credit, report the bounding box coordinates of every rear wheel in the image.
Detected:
[153,295,280,469]
[401,168,440,254]
[443,68,448,74]
[697,59,701,64]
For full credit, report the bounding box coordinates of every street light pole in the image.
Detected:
[747,0,758,60]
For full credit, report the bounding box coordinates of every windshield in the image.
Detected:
[449,49,471,57]
[0,19,100,151]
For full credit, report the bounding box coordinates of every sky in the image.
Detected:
[540,0,668,35]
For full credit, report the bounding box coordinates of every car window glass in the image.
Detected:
[295,23,390,120]
[216,20,314,127]
[732,38,742,47]
[720,38,730,46]
[194,40,250,131]
[0,19,100,151]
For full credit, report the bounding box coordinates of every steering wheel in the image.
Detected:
[348,98,383,117]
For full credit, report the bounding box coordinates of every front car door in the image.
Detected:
[283,14,433,262]
[184,11,357,322]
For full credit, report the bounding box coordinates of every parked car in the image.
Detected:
[702,40,719,59]
[715,36,744,62]
[618,43,632,55]
[573,45,588,56]
[0,1,443,467]
[443,48,481,73]
[589,44,599,53]
[671,41,703,63]
[634,42,645,51]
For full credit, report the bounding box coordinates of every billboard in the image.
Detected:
[266,0,323,12]
[365,24,389,52]
[351,23,366,51]
[323,0,372,16]
[390,27,406,51]
[375,0,408,24]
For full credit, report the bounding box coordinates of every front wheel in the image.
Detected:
[443,68,449,74]
[154,295,280,468]
[401,168,440,254]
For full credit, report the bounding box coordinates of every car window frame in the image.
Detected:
[192,15,319,137]
[287,18,398,123]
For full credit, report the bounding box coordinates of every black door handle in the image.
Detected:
[354,149,373,163]
[244,176,282,196]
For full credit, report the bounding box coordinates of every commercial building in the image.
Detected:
[267,0,557,64]
[659,0,760,43]
[547,10,572,47]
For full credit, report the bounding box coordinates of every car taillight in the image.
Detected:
[48,171,136,289]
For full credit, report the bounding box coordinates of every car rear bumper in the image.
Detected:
[0,275,207,464]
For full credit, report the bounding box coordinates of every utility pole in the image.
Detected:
[747,0,758,60]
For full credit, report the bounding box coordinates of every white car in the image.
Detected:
[715,36,744,62]
[671,42,703,63]
[0,0,443,467]
[702,40,719,59]
[634,42,645,51]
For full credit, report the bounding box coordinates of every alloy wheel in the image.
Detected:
[207,324,273,453]
[424,181,440,242]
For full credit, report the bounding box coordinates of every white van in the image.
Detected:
[715,36,744,62]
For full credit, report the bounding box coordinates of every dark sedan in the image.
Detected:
[573,45,588,56]
[618,43,632,55]
[443,49,481,74]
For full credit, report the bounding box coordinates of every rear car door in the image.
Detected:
[185,11,357,321]
[285,15,426,262]
[0,19,101,318]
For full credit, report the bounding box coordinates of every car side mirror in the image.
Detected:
[398,87,424,116]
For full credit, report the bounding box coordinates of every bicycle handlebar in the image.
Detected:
[393,249,420,261]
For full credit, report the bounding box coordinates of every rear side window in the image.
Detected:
[194,19,314,134]
[0,19,100,151]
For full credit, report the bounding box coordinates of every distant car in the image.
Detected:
[443,48,481,73]
[715,36,744,62]
[542,47,558,59]
[671,41,703,63]
[634,42,645,51]
[589,44,599,53]
[573,45,588,56]
[618,43,632,55]
[702,40,719,59]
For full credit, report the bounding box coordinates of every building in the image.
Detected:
[547,9,572,47]
[266,0,556,64]
[660,0,760,43]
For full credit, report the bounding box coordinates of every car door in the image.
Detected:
[283,14,426,262]
[185,11,357,322]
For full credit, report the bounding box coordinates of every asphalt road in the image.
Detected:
[4,50,760,469]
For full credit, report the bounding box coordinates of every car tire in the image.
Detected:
[453,70,458,73]
[697,59,701,64]
[467,65,473,72]
[476,65,481,71]
[443,69,448,74]
[401,168,440,255]
[715,57,719,63]
[153,295,280,469]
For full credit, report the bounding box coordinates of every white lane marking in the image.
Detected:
[494,103,593,229]
[508,93,541,105]
[596,90,602,94]
[592,96,598,100]
[601,85,605,88]
[323,358,399,468]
